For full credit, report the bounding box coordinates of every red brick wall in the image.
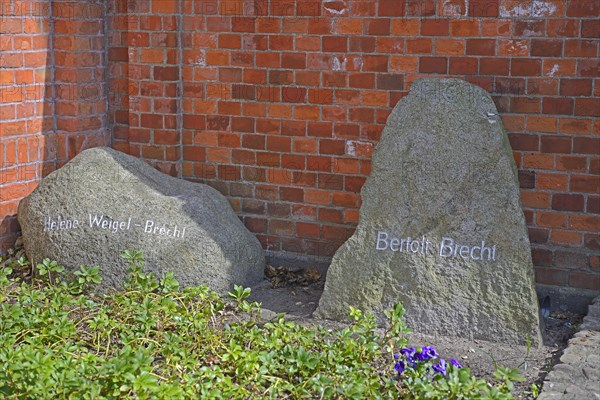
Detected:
[1,0,599,292]
[0,0,108,250]
[110,0,599,292]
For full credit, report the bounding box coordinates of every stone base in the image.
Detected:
[266,250,330,276]
[537,284,600,315]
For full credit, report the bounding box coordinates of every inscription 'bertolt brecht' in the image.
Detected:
[375,231,497,261]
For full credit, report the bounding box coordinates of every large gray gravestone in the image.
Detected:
[315,79,542,345]
[18,147,265,293]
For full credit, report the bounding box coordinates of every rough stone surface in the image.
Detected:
[315,78,541,345]
[538,297,600,400]
[18,147,265,293]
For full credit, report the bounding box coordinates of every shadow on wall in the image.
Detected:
[0,0,109,253]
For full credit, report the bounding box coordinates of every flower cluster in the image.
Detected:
[394,346,462,377]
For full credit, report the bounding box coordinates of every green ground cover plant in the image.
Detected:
[0,251,521,399]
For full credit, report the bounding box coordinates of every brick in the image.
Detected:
[419,57,447,73]
[376,37,404,53]
[154,66,179,81]
[449,57,478,75]
[421,19,449,36]
[282,52,306,69]
[588,196,600,214]
[435,38,465,55]
[571,175,600,194]
[585,234,600,250]
[391,19,420,36]
[560,79,593,97]
[466,39,496,55]
[528,228,549,244]
[376,74,404,90]
[349,36,376,52]
[469,0,499,17]
[322,72,347,88]
[297,222,320,239]
[406,38,433,54]
[480,57,509,75]
[406,0,436,15]
[390,56,419,72]
[498,39,529,56]
[349,73,374,89]
[508,134,539,151]
[542,97,574,115]
[536,211,567,228]
[527,116,557,133]
[332,192,358,207]
[551,231,583,247]
[318,208,343,223]
[532,249,553,266]
[592,256,600,272]
[527,78,558,96]
[552,193,584,211]
[305,189,330,205]
[567,0,600,17]
[538,174,570,192]
[570,272,600,291]
[514,20,545,37]
[535,267,568,286]
[547,19,579,37]
[540,135,572,153]
[523,153,554,169]
[575,98,600,117]
[511,58,542,76]
[495,78,525,95]
[322,36,347,52]
[279,187,304,202]
[555,251,587,268]
[521,190,550,208]
[293,137,318,153]
[363,55,388,72]
[450,20,480,36]
[592,158,600,174]
[556,155,587,172]
[378,0,406,16]
[582,20,600,38]
[559,118,591,136]
[573,137,600,155]
[269,220,293,236]
[530,39,563,57]
[364,18,390,35]
[518,170,535,188]
[571,214,600,231]
[564,40,597,57]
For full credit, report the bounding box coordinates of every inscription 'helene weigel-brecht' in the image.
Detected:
[375,230,498,261]
[43,214,187,239]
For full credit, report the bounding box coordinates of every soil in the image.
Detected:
[250,278,584,400]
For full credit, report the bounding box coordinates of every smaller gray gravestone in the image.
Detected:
[315,79,542,345]
[18,147,265,293]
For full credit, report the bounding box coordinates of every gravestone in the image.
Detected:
[18,147,265,293]
[315,79,542,345]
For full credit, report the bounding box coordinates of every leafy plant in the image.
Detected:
[35,258,64,284]
[0,251,523,399]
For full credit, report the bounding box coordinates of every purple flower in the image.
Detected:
[450,359,462,369]
[422,346,439,359]
[394,360,406,375]
[400,347,416,358]
[414,346,438,362]
[432,359,447,377]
